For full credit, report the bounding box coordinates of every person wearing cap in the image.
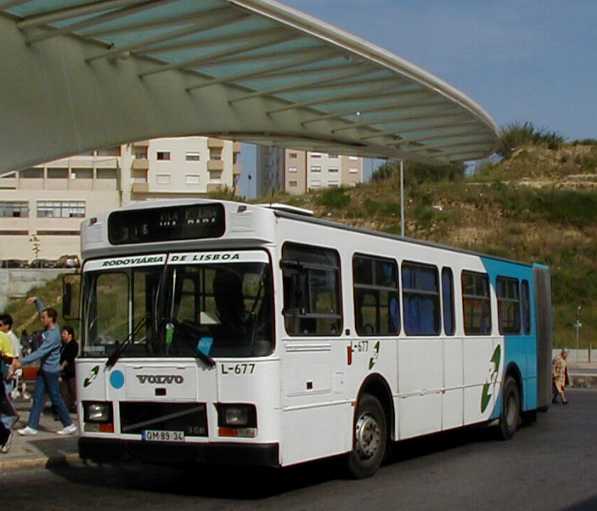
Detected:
[552,348,569,405]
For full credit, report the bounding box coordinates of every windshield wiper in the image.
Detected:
[169,320,215,368]
[105,317,148,369]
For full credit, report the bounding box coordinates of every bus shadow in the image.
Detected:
[49,424,511,500]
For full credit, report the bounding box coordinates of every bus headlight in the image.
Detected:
[84,402,112,423]
[217,404,257,437]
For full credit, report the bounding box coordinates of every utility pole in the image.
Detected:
[400,160,405,238]
[575,305,582,363]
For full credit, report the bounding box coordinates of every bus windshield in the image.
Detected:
[82,258,273,359]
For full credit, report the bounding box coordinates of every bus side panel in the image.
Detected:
[397,339,443,439]
[280,343,353,466]
[481,258,538,414]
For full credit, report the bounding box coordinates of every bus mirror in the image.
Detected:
[62,273,81,321]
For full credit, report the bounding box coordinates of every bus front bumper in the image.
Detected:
[79,437,280,468]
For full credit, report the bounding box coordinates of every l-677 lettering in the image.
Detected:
[221,363,256,375]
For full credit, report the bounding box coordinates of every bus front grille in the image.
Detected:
[119,402,208,437]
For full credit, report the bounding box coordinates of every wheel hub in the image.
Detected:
[355,413,381,459]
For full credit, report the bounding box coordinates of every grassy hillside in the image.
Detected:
[265,142,597,349]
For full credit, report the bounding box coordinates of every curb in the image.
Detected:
[0,452,80,473]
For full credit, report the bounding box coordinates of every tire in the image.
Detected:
[498,376,521,440]
[346,394,387,479]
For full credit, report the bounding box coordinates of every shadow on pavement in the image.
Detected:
[46,422,512,500]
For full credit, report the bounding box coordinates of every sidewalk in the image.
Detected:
[0,398,79,472]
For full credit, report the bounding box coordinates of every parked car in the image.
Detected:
[29,258,57,268]
[0,259,28,268]
[56,254,80,268]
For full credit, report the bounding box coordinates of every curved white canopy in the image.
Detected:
[0,0,498,170]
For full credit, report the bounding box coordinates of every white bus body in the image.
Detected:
[75,199,551,477]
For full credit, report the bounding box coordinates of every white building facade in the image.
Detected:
[0,137,240,261]
[256,146,363,196]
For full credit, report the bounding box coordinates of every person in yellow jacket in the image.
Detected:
[552,348,569,405]
[0,331,15,451]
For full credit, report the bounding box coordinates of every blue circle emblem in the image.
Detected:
[110,370,125,390]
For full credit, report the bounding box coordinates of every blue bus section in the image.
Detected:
[481,257,539,417]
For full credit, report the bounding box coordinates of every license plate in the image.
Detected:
[142,430,185,442]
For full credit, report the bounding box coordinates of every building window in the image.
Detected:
[310,153,322,159]
[97,168,117,180]
[497,276,521,334]
[311,166,322,173]
[462,271,491,335]
[156,151,171,161]
[281,243,342,336]
[37,200,85,218]
[47,168,68,179]
[328,154,339,159]
[186,152,200,161]
[328,184,339,188]
[209,149,222,160]
[521,280,531,334]
[0,201,29,218]
[289,180,298,187]
[289,152,298,159]
[353,254,400,336]
[402,262,440,336]
[329,168,339,173]
[442,267,455,336]
[21,168,43,179]
[288,166,297,173]
[156,174,171,185]
[71,168,92,180]
[185,175,200,185]
[133,147,148,159]
[349,168,359,173]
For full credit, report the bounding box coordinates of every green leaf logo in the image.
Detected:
[481,345,501,413]
[84,365,100,388]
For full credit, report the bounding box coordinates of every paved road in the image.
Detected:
[4,389,597,511]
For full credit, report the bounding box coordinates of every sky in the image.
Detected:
[239,1,597,196]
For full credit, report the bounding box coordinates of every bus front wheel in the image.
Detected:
[346,394,387,479]
[498,376,521,440]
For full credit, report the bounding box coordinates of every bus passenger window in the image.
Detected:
[497,276,521,335]
[281,243,342,336]
[521,280,531,334]
[402,262,440,336]
[462,271,491,335]
[442,267,455,336]
[353,254,400,336]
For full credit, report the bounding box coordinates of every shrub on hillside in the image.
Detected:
[316,187,351,209]
[497,121,564,158]
[371,161,464,184]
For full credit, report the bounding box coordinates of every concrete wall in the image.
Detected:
[0,269,75,312]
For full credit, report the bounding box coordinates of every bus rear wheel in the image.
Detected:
[498,376,521,440]
[346,394,387,479]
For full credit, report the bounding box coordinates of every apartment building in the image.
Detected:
[256,146,363,196]
[0,137,240,260]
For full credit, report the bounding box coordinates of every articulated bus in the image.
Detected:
[69,199,553,478]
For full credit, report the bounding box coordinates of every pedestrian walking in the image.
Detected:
[12,297,77,436]
[552,348,569,405]
[0,330,15,452]
[0,313,22,402]
[60,326,78,413]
